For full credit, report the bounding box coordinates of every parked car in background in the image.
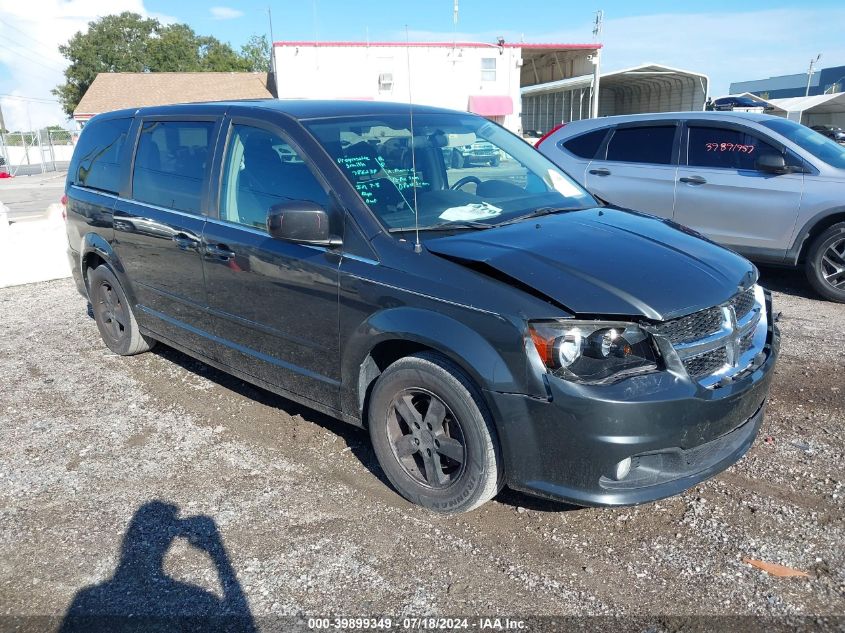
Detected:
[811,125,845,144]
[443,139,500,168]
[537,111,845,303]
[522,129,544,145]
[65,101,780,514]
[710,96,771,112]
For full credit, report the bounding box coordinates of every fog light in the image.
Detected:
[613,457,632,481]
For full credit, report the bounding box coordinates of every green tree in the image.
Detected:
[53,12,267,117]
[53,12,158,116]
[240,34,271,73]
[197,37,251,72]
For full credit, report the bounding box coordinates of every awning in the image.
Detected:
[468,95,513,116]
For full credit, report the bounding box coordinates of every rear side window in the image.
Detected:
[70,118,132,194]
[560,128,607,159]
[605,126,676,165]
[687,126,781,171]
[131,120,215,214]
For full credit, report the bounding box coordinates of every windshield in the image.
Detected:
[761,118,845,169]
[304,112,595,232]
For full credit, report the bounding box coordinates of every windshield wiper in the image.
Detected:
[493,206,582,227]
[388,221,493,233]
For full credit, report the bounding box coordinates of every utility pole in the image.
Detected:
[806,53,821,97]
[0,101,7,172]
[267,7,276,87]
[590,10,603,118]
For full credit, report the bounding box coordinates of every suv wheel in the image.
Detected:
[367,352,502,513]
[88,265,156,355]
[804,222,845,302]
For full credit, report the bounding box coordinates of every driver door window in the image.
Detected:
[220,125,328,230]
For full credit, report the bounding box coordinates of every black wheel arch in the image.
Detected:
[343,308,542,428]
[80,233,138,306]
[789,207,845,265]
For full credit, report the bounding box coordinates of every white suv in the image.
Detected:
[537,112,845,302]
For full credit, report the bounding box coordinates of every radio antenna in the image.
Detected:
[405,25,422,253]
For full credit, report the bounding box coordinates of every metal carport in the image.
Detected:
[520,63,709,134]
[766,93,845,127]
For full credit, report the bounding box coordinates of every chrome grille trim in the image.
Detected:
[649,285,768,388]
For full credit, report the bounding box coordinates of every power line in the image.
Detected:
[0,17,65,53]
[0,21,66,70]
[0,42,65,75]
[0,93,60,104]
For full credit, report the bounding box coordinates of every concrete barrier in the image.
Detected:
[0,213,70,288]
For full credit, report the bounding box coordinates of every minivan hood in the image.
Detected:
[425,208,756,321]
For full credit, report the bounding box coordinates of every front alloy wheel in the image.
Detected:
[386,388,466,488]
[368,352,502,513]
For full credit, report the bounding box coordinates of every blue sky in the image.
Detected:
[1,0,844,129]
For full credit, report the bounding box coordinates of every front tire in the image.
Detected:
[88,265,155,355]
[804,222,845,303]
[368,352,502,513]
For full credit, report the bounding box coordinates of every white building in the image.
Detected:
[272,40,601,135]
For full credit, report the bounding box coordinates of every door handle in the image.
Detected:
[204,242,237,261]
[172,232,200,250]
[589,168,611,176]
[679,176,707,185]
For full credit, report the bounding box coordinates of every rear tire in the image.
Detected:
[367,352,502,513]
[804,222,845,303]
[88,265,155,355]
[450,150,464,169]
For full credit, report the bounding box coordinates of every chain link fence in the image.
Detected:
[0,128,76,177]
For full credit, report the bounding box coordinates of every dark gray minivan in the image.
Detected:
[65,100,780,513]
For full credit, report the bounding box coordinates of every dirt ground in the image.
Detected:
[0,267,843,631]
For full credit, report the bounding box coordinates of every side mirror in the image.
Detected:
[267,201,341,246]
[755,152,787,174]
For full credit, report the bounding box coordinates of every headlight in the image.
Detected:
[528,321,661,384]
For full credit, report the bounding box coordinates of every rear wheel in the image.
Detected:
[88,265,155,355]
[804,222,845,303]
[450,150,464,169]
[367,352,502,513]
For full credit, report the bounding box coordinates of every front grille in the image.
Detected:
[683,348,728,380]
[652,307,723,345]
[650,285,767,387]
[730,287,756,320]
[739,330,754,353]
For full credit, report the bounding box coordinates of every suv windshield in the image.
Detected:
[304,113,595,232]
[761,118,845,169]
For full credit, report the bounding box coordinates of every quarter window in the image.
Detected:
[605,126,676,165]
[687,126,780,171]
[71,118,132,194]
[481,58,496,82]
[131,120,214,214]
[219,124,328,230]
[561,129,608,159]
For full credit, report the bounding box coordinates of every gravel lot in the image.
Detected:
[0,268,843,631]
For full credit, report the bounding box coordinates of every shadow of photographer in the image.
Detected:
[60,500,256,633]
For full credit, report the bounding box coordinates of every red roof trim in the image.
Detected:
[274,40,601,50]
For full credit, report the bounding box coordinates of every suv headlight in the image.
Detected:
[528,321,661,384]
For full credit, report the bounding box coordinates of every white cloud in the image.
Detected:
[209,6,243,21]
[398,8,845,97]
[0,0,172,130]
